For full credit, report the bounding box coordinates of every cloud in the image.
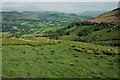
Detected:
[2,2,118,13]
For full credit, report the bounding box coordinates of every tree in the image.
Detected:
[66,31,70,35]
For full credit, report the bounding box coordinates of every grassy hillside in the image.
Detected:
[2,38,119,78]
[97,8,120,17]
[44,21,119,47]
[2,38,119,55]
[40,8,120,47]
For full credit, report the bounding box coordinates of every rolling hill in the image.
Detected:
[2,11,91,38]
[44,8,120,47]
[2,11,90,21]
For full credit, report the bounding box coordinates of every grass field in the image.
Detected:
[2,38,119,78]
[20,26,65,38]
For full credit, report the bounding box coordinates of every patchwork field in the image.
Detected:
[2,38,119,78]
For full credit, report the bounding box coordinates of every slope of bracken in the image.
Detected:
[88,8,120,23]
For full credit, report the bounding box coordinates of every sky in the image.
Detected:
[1,0,119,2]
[1,1,119,13]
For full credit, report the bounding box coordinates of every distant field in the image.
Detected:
[40,26,66,33]
[20,26,65,38]
[0,32,11,38]
[2,38,119,78]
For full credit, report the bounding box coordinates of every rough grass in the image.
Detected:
[93,40,120,47]
[2,38,119,55]
[2,38,60,46]
[2,38,119,78]
[3,42,119,78]
[66,41,119,55]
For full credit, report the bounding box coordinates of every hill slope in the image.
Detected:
[44,8,120,47]
[88,8,120,23]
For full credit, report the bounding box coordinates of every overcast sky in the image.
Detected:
[1,2,118,13]
[1,0,119,2]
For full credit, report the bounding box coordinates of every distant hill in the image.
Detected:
[2,11,91,38]
[79,11,107,17]
[88,8,120,23]
[2,11,90,21]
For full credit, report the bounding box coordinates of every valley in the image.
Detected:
[1,7,120,78]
